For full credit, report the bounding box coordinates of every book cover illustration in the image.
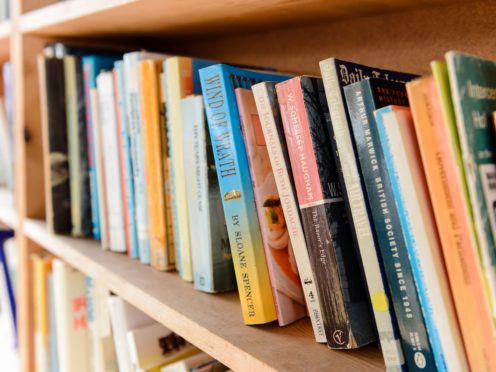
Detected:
[182,95,235,293]
[277,76,374,349]
[199,64,289,324]
[375,105,468,372]
[344,78,434,371]
[236,88,306,326]
[253,81,326,342]
[447,51,496,321]
[408,73,496,371]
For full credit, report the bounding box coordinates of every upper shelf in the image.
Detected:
[19,0,460,39]
[24,218,384,372]
[0,188,18,229]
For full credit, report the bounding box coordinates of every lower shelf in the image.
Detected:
[23,218,385,372]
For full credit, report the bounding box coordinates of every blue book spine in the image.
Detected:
[115,61,139,259]
[123,52,151,264]
[82,56,119,241]
[0,230,15,337]
[375,106,446,372]
[199,64,288,324]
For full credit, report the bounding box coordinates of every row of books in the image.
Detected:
[38,42,496,371]
[0,61,15,191]
[31,254,229,372]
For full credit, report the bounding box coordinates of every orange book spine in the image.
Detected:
[113,67,131,255]
[408,77,496,372]
[139,60,170,271]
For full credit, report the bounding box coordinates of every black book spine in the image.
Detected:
[346,78,436,371]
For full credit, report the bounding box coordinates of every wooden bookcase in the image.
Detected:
[0,0,495,370]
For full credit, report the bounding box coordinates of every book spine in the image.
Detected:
[408,76,496,371]
[183,96,214,291]
[253,82,325,342]
[376,107,463,372]
[346,82,435,371]
[64,56,83,237]
[164,57,194,281]
[278,77,372,349]
[200,65,277,324]
[112,67,131,255]
[124,54,150,264]
[91,85,110,250]
[40,57,72,234]
[97,72,126,253]
[321,61,405,369]
[114,61,139,258]
[139,60,170,271]
[82,61,101,241]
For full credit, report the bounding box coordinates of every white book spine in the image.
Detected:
[97,71,126,253]
[378,107,467,372]
[252,82,326,343]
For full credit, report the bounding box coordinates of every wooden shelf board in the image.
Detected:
[19,0,459,39]
[0,188,18,229]
[23,218,385,372]
[0,19,11,40]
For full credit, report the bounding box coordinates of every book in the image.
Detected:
[32,253,52,372]
[52,259,91,372]
[0,96,12,190]
[446,51,496,320]
[82,55,120,244]
[199,64,289,324]
[252,81,326,342]
[3,237,17,304]
[181,95,235,293]
[374,105,468,371]
[320,58,416,366]
[277,76,374,349]
[85,277,118,372]
[63,55,92,238]
[236,87,306,326]
[344,77,435,371]
[2,62,14,191]
[0,230,14,341]
[123,51,167,264]
[127,322,198,371]
[38,55,72,234]
[114,60,139,258]
[96,71,127,253]
[47,272,59,372]
[164,57,216,281]
[408,73,496,371]
[139,59,174,271]
[107,296,155,372]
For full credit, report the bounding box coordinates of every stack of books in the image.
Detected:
[37,42,496,371]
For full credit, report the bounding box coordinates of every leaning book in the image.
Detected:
[182,95,235,293]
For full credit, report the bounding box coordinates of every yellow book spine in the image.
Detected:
[165,57,194,281]
[139,60,171,271]
[33,254,52,371]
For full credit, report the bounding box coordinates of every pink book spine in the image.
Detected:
[236,87,307,326]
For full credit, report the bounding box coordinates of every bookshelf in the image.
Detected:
[6,0,496,371]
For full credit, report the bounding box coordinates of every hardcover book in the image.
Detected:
[63,55,92,238]
[82,55,120,244]
[320,58,416,367]
[114,61,139,258]
[139,59,174,271]
[164,57,217,281]
[407,72,496,371]
[252,81,326,342]
[0,230,14,341]
[199,64,288,324]
[96,71,126,253]
[344,78,434,371]
[375,105,468,372]
[38,55,72,234]
[182,95,235,293]
[446,51,496,321]
[277,76,374,349]
[236,88,306,326]
[123,51,167,264]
